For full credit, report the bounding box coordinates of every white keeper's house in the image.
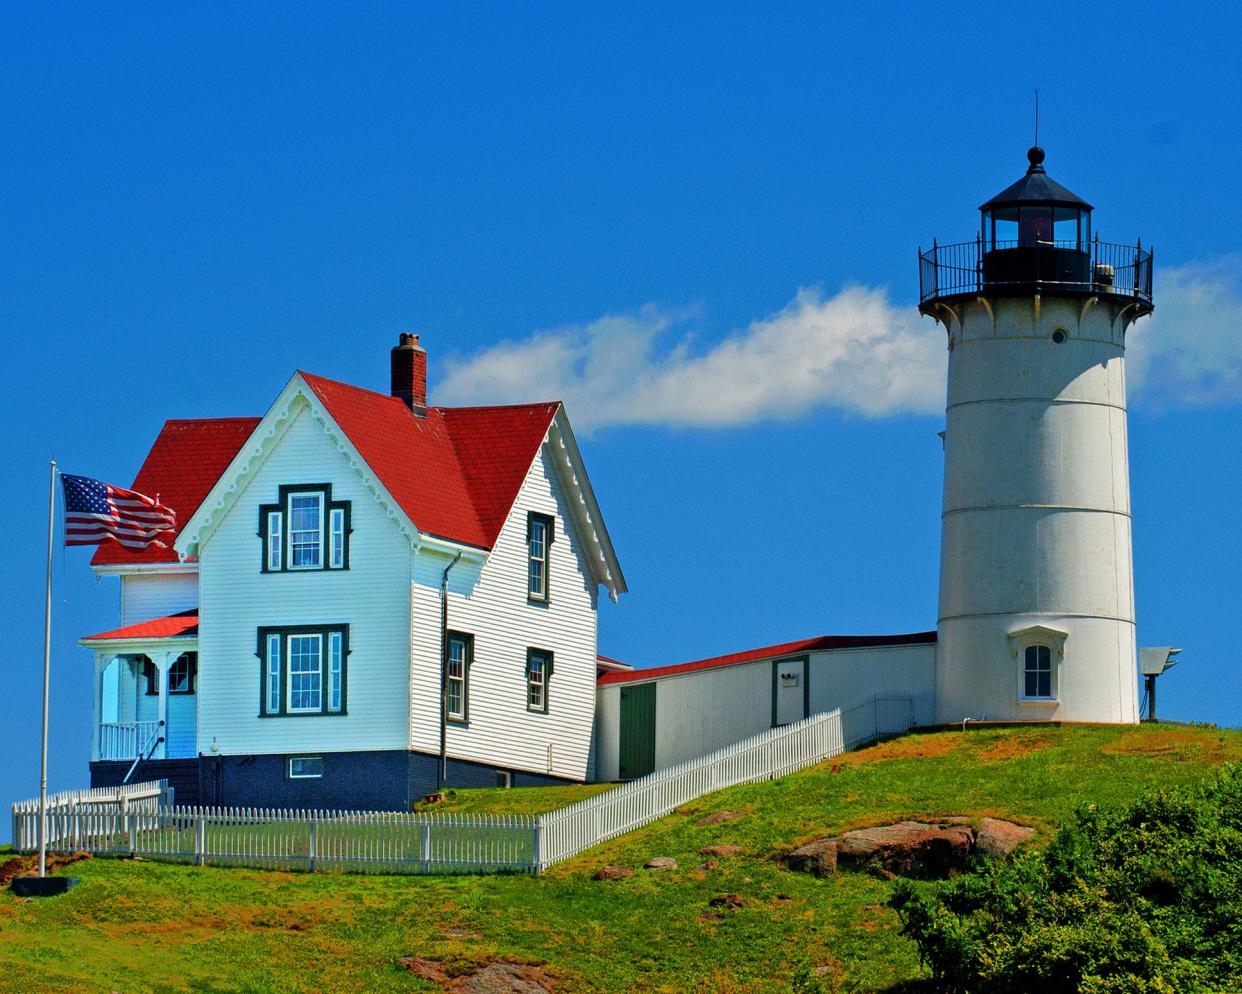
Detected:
[80,146,1156,808]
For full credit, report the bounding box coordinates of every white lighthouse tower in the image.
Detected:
[920,147,1154,724]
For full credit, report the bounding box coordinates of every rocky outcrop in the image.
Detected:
[643,856,677,870]
[838,821,974,879]
[974,817,1036,859]
[592,865,634,881]
[785,818,1034,880]
[787,838,838,877]
[698,844,742,858]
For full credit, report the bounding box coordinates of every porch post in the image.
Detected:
[91,653,108,763]
[154,651,173,760]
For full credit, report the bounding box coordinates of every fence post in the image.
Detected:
[308,818,318,873]
[532,819,542,874]
[419,821,431,872]
[194,813,206,866]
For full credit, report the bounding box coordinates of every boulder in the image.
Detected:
[643,856,677,870]
[698,844,743,858]
[974,817,1035,859]
[592,865,634,881]
[708,893,746,909]
[697,859,720,871]
[787,838,838,877]
[838,821,974,879]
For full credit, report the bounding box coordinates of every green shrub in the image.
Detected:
[890,763,1242,994]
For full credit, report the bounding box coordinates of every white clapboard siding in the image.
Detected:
[197,407,412,757]
[14,697,914,875]
[409,444,598,782]
[594,643,937,780]
[120,572,199,626]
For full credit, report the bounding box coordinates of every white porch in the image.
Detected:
[80,610,199,763]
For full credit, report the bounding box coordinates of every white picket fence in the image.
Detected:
[536,694,913,869]
[12,694,913,875]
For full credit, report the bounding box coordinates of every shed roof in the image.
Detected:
[82,609,199,642]
[597,631,937,685]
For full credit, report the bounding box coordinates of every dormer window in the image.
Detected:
[260,484,350,573]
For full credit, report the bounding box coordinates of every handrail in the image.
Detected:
[918,236,1153,305]
[123,719,164,784]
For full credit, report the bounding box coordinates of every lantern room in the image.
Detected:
[980,146,1091,251]
[917,146,1153,316]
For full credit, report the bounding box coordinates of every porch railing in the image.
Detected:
[99,720,162,761]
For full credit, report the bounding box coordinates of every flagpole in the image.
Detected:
[38,458,57,879]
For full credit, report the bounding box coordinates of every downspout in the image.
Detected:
[438,551,463,789]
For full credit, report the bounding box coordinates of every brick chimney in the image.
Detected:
[391,333,428,415]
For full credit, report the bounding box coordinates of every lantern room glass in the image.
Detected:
[983,206,1089,251]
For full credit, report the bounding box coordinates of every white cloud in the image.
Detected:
[1128,257,1242,406]
[436,286,945,431]
[435,258,1242,431]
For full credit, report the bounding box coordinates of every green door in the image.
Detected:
[618,683,657,780]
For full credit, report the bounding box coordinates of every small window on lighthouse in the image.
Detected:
[1023,645,1053,698]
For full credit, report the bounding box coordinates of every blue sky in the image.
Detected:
[2,2,1240,822]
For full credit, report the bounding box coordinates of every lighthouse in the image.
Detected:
[919,147,1154,724]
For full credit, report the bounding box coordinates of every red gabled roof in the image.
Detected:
[82,609,199,642]
[91,418,262,567]
[597,631,937,685]
[301,372,558,550]
[92,374,560,566]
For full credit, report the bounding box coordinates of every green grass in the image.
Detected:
[412,781,614,815]
[2,723,1238,994]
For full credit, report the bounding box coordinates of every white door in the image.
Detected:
[773,658,807,726]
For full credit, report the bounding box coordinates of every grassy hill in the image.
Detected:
[1,724,1238,994]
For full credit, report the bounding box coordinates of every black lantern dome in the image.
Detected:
[918,147,1152,316]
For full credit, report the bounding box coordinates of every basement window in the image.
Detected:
[287,756,324,779]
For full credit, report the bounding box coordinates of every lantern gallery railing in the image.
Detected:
[918,237,1153,306]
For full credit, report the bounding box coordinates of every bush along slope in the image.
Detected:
[889,762,1242,994]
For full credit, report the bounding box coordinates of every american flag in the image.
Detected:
[61,473,177,549]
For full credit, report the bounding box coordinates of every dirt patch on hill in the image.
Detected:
[838,735,959,765]
[1101,729,1221,758]
[976,734,1054,762]
[0,851,91,885]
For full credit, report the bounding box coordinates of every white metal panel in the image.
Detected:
[806,644,936,727]
[650,660,773,769]
[120,572,199,626]
[410,444,599,782]
[196,407,413,756]
[594,684,620,781]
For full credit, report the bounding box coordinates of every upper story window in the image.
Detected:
[258,625,348,717]
[260,484,350,573]
[446,631,472,723]
[1023,644,1053,699]
[527,512,553,602]
[526,648,552,714]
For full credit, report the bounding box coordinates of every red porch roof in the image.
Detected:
[596,631,937,685]
[82,610,199,642]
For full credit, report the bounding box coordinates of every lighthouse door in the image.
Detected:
[772,657,809,726]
